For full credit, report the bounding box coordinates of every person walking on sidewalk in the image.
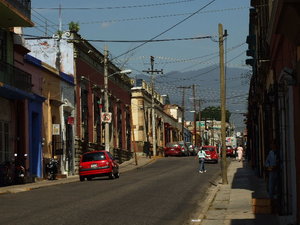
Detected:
[143,141,151,159]
[265,143,279,199]
[236,145,244,162]
[196,147,209,173]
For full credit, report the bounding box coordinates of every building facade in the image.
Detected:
[0,0,46,180]
[25,30,133,171]
[246,1,300,224]
[131,79,182,155]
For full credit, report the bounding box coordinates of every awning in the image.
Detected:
[0,82,45,102]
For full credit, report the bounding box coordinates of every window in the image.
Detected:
[0,121,10,163]
[82,152,106,162]
[0,29,7,61]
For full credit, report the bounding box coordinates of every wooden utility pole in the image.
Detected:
[219,23,228,184]
[104,46,110,152]
[142,56,163,157]
[192,85,197,146]
[178,86,191,142]
[196,99,202,146]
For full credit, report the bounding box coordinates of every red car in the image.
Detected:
[201,146,219,163]
[226,146,235,157]
[79,150,119,181]
[164,142,184,157]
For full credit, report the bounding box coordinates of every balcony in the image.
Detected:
[0,0,34,27]
[0,60,32,92]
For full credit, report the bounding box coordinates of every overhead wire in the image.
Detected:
[30,9,59,35]
[156,47,247,84]
[111,0,217,60]
[33,6,253,29]
[33,0,196,10]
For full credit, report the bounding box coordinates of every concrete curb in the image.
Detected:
[188,176,221,224]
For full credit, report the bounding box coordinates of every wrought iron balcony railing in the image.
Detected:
[0,60,32,92]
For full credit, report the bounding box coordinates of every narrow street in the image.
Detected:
[0,157,220,225]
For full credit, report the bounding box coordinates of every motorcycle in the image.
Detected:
[0,160,14,186]
[0,153,26,186]
[46,158,58,180]
[13,153,26,184]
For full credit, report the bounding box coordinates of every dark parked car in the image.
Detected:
[79,150,119,181]
[186,142,197,156]
[177,141,189,156]
[201,146,219,163]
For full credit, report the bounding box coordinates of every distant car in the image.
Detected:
[201,146,219,163]
[177,141,189,156]
[79,150,119,181]
[186,142,197,156]
[164,142,183,157]
[226,146,235,157]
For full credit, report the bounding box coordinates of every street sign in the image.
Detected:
[101,112,112,123]
[52,124,60,135]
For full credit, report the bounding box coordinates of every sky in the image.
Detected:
[25,0,250,131]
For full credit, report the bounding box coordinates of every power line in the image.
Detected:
[22,34,215,42]
[32,9,57,26]
[78,35,215,43]
[33,0,196,10]
[111,0,217,60]
[33,6,252,28]
[156,49,247,84]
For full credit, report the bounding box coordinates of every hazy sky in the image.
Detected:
[25,0,250,131]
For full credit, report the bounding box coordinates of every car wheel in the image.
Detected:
[114,172,120,178]
[109,172,115,179]
[79,176,85,182]
[87,177,92,181]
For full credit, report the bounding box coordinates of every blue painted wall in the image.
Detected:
[28,96,44,178]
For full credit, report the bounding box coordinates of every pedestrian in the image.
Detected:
[236,145,243,162]
[196,147,209,173]
[265,143,279,199]
[143,141,151,159]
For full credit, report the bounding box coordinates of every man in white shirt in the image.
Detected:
[196,148,209,173]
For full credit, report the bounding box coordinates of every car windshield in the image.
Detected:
[166,143,179,148]
[82,152,106,162]
[202,147,215,152]
[178,142,185,147]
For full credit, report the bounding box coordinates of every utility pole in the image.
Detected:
[197,99,202,146]
[177,86,191,142]
[130,106,138,166]
[192,85,197,146]
[142,56,163,157]
[219,23,228,184]
[104,46,110,152]
[212,119,214,146]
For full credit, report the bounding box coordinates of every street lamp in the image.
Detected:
[104,47,132,152]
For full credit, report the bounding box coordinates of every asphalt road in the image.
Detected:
[0,156,221,225]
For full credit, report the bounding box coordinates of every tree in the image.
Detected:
[68,21,80,33]
[200,106,231,122]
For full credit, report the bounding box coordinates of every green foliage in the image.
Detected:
[200,106,231,122]
[68,21,80,32]
[56,30,63,38]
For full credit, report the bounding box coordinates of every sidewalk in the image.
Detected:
[193,160,280,225]
[0,155,155,194]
